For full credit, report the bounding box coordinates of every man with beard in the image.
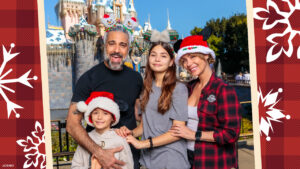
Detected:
[66,25,143,169]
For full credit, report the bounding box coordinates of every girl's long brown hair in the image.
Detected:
[140,42,177,114]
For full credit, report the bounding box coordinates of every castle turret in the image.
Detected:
[68,16,98,84]
[113,0,124,21]
[105,0,114,14]
[128,0,136,18]
[143,14,152,32]
[167,9,172,30]
[95,0,106,35]
[95,0,106,18]
[166,9,179,44]
[57,0,86,39]
[122,0,129,20]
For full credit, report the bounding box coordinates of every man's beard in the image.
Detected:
[104,51,126,70]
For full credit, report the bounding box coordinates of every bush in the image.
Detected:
[241,117,253,134]
[51,122,78,162]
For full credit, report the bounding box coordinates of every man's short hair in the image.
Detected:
[103,25,132,47]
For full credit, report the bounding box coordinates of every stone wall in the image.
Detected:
[48,61,73,110]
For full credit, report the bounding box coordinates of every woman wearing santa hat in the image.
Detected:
[116,29,190,169]
[170,32,242,169]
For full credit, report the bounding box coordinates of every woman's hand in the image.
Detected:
[115,126,132,138]
[126,135,145,149]
[169,124,196,141]
[91,154,102,169]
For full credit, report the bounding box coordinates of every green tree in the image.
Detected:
[190,14,248,74]
[223,14,248,73]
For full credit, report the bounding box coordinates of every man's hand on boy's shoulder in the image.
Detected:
[94,146,125,169]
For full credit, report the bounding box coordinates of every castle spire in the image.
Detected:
[122,0,129,15]
[143,14,152,32]
[148,14,152,30]
[167,8,172,30]
[128,0,136,12]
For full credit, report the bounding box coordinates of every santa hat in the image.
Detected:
[175,35,215,65]
[77,91,120,127]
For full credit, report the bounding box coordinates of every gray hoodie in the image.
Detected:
[71,129,134,169]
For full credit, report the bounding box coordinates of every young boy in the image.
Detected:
[71,91,134,169]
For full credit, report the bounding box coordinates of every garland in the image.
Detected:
[133,41,147,53]
[69,24,97,37]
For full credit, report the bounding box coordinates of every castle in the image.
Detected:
[56,0,138,38]
[47,0,179,120]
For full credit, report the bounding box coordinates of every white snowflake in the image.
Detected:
[16,121,46,168]
[253,0,300,62]
[258,87,290,141]
[0,43,38,118]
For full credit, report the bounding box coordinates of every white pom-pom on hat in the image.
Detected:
[77,101,88,113]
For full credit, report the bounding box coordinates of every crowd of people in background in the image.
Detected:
[234,71,250,84]
[220,71,250,84]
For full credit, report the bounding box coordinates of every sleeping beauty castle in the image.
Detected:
[46,0,179,119]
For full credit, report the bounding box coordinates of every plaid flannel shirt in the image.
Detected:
[188,73,242,169]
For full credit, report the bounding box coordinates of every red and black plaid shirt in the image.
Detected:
[188,73,242,169]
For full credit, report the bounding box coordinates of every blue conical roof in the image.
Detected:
[128,0,135,12]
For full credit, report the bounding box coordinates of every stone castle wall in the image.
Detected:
[48,62,73,110]
[47,43,99,120]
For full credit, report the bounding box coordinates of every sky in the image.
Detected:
[44,0,247,37]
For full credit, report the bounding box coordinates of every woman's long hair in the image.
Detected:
[140,42,177,114]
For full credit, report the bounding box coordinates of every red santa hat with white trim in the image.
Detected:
[175,35,216,65]
[77,91,120,127]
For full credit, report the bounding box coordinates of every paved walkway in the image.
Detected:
[53,138,255,169]
[238,138,254,169]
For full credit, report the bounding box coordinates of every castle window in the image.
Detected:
[116,6,121,20]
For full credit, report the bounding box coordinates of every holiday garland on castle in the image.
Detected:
[68,24,97,37]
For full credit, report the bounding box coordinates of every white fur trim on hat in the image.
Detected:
[175,45,216,65]
[84,97,120,127]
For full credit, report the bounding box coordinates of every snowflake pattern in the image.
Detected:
[258,87,291,141]
[16,121,46,168]
[253,0,300,62]
[0,43,38,118]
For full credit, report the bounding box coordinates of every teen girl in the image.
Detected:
[116,30,190,169]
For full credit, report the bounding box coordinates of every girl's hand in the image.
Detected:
[91,154,102,169]
[169,124,196,141]
[115,126,132,138]
[126,135,144,149]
